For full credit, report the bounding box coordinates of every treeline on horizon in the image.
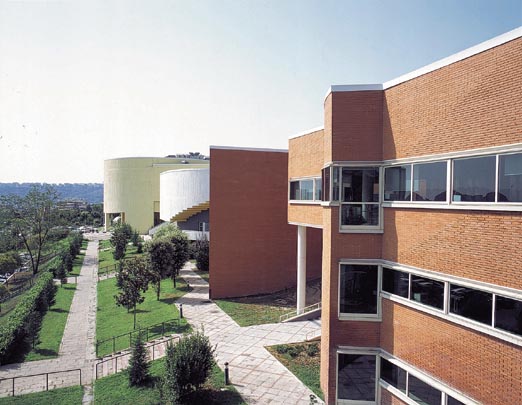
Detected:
[0,183,103,204]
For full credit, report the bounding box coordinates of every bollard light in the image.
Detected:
[224,362,230,385]
[179,303,183,319]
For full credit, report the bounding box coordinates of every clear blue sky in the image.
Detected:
[0,0,520,183]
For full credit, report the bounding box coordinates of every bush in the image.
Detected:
[62,252,73,273]
[286,345,303,358]
[306,343,319,357]
[194,237,209,272]
[128,334,150,386]
[161,331,215,403]
[0,271,55,363]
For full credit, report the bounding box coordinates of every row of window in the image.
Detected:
[289,177,322,201]
[339,264,522,339]
[338,352,469,404]
[384,152,522,203]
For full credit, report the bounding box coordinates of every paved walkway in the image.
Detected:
[0,233,102,397]
[178,265,323,405]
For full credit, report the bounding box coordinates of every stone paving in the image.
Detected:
[178,265,324,405]
[0,233,103,398]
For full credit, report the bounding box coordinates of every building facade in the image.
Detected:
[103,156,209,233]
[288,29,522,404]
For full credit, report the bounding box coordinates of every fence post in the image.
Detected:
[152,344,155,361]
[12,378,14,397]
[79,369,82,385]
[115,356,118,373]
[113,337,115,353]
[162,322,165,336]
[179,304,183,319]
[130,332,132,348]
[46,373,48,391]
[146,328,149,341]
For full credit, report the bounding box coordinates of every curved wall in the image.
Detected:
[104,157,209,233]
[160,168,209,222]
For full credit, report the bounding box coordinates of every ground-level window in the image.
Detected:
[337,353,377,403]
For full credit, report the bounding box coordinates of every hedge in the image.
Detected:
[0,271,55,364]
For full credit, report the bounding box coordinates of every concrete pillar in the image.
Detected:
[297,225,307,313]
[104,213,110,231]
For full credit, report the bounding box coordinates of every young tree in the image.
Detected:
[147,237,176,300]
[0,185,60,274]
[110,223,132,260]
[194,236,209,272]
[114,257,150,329]
[128,333,150,386]
[152,224,189,288]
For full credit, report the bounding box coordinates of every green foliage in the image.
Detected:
[306,343,319,357]
[0,271,55,364]
[129,333,150,386]
[0,252,21,275]
[61,252,73,273]
[152,223,180,240]
[147,237,176,300]
[194,236,209,272]
[114,257,151,329]
[111,223,133,260]
[161,330,215,403]
[131,231,141,247]
[55,263,67,280]
[0,185,60,274]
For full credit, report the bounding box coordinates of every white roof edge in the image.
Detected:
[289,126,325,140]
[210,145,288,153]
[160,168,210,175]
[324,26,522,99]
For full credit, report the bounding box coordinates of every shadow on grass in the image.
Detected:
[49,308,68,313]
[181,387,245,405]
[32,347,58,357]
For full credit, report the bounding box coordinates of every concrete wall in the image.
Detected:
[103,157,208,234]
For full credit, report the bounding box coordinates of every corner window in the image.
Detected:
[340,167,380,229]
[333,166,340,201]
[452,156,496,202]
[449,284,492,325]
[382,268,409,298]
[498,153,522,202]
[322,167,330,201]
[338,353,377,403]
[340,264,380,319]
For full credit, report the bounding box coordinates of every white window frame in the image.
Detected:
[338,261,382,321]
[289,176,322,204]
[336,347,381,405]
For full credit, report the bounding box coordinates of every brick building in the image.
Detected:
[288,28,522,404]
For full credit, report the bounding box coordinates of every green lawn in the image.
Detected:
[98,243,143,271]
[25,284,77,361]
[94,359,245,405]
[69,239,88,276]
[96,277,190,357]
[214,299,291,327]
[0,385,83,405]
[266,342,323,400]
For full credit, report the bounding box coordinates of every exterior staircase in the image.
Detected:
[279,302,321,323]
[169,200,210,222]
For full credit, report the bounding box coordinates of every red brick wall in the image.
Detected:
[381,389,409,405]
[289,129,324,177]
[383,208,522,290]
[381,299,522,404]
[383,37,522,160]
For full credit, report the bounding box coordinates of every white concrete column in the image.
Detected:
[104,213,110,231]
[297,225,307,313]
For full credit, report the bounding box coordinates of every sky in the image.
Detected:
[0,0,521,183]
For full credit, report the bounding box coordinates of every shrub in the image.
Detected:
[276,345,288,355]
[305,343,319,357]
[128,334,150,386]
[161,331,215,403]
[62,252,73,273]
[286,345,303,358]
[194,237,209,272]
[0,271,55,363]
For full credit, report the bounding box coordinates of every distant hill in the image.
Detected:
[0,183,104,204]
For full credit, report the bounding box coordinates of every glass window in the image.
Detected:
[408,375,441,405]
[494,295,522,336]
[449,284,492,325]
[341,204,379,226]
[498,153,522,202]
[413,162,447,201]
[410,275,444,310]
[333,166,340,201]
[380,358,406,394]
[382,268,409,298]
[337,354,376,402]
[322,167,330,201]
[342,168,380,202]
[447,396,466,405]
[384,165,411,201]
[300,179,314,200]
[453,156,496,202]
[315,178,322,201]
[289,181,300,200]
[340,265,378,315]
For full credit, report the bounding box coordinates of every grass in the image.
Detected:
[266,341,323,400]
[214,299,292,327]
[24,284,76,361]
[96,277,191,357]
[0,385,84,405]
[69,239,88,276]
[98,243,143,271]
[94,358,246,405]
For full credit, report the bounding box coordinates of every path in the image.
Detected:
[178,265,323,405]
[0,233,104,397]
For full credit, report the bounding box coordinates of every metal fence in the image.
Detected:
[95,335,180,379]
[96,318,182,357]
[0,368,82,398]
[279,302,321,322]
